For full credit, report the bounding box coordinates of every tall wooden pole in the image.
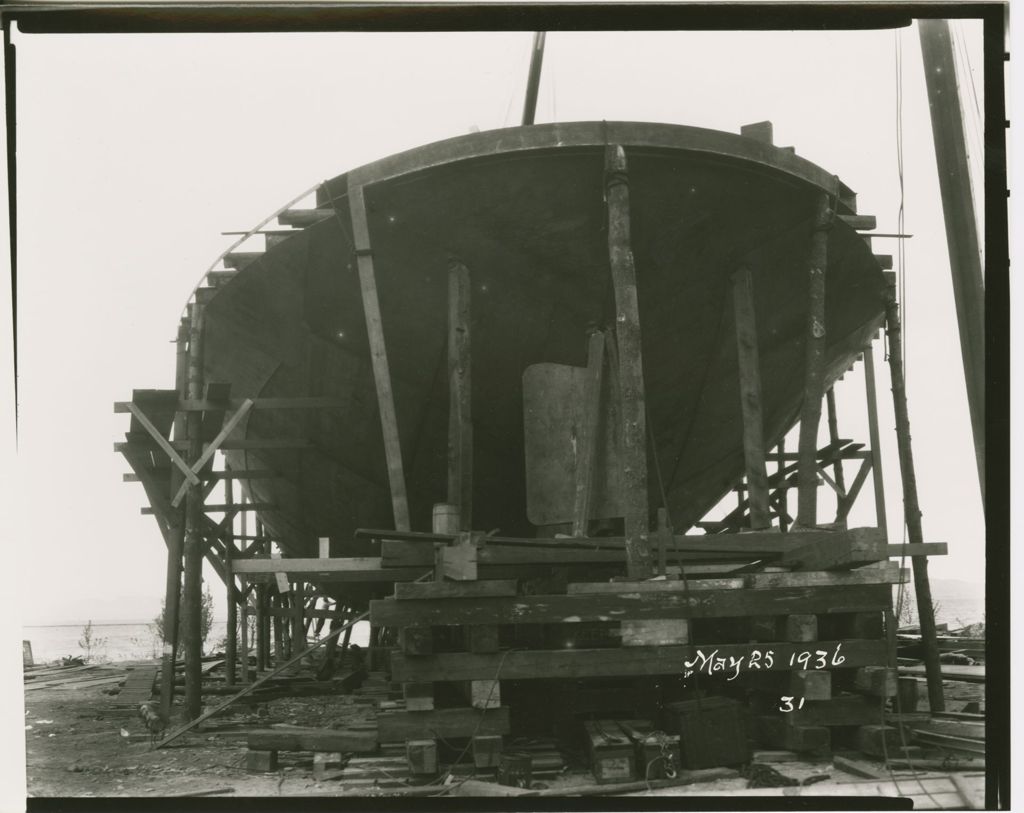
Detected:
[447,258,473,530]
[521,32,546,126]
[224,476,237,687]
[181,303,206,721]
[885,295,945,712]
[918,19,985,501]
[862,345,889,538]
[795,192,832,529]
[605,144,652,578]
[159,320,190,720]
[731,266,771,530]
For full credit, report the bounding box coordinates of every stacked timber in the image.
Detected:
[368,526,912,776]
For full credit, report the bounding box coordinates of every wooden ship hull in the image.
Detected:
[196,121,886,570]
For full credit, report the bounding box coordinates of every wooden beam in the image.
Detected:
[171,399,255,507]
[390,640,888,683]
[779,527,887,571]
[732,266,771,529]
[795,192,832,528]
[125,402,200,486]
[572,329,605,537]
[377,707,509,742]
[446,258,472,529]
[568,561,902,594]
[233,556,396,574]
[605,144,652,578]
[394,579,517,600]
[824,387,847,523]
[886,543,947,557]
[347,179,410,532]
[371,583,892,627]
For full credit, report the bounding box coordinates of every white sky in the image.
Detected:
[5,24,989,627]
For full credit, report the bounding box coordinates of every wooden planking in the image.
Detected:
[376,707,510,742]
[732,265,771,529]
[568,561,901,594]
[394,579,517,600]
[371,583,891,627]
[390,640,888,682]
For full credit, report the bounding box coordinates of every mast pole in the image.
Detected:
[917,18,985,500]
[521,32,547,126]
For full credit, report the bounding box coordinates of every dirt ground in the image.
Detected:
[22,660,986,801]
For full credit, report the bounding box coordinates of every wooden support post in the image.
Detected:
[776,437,789,533]
[884,295,945,712]
[224,477,237,687]
[181,302,206,721]
[862,346,888,537]
[255,584,267,673]
[825,387,847,525]
[573,329,605,537]
[732,265,771,530]
[239,578,250,684]
[292,582,305,654]
[348,179,411,531]
[795,192,832,529]
[447,258,473,530]
[604,144,652,578]
[272,593,284,665]
[159,321,190,720]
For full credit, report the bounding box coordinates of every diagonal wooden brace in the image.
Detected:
[126,402,201,488]
[171,398,255,507]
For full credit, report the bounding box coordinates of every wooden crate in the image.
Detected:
[665,696,749,769]
[583,720,636,784]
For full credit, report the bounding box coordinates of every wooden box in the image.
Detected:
[582,720,636,784]
[666,697,749,769]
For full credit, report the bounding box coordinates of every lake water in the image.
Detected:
[21,620,373,666]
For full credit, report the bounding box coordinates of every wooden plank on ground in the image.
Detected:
[390,640,887,682]
[370,583,891,627]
